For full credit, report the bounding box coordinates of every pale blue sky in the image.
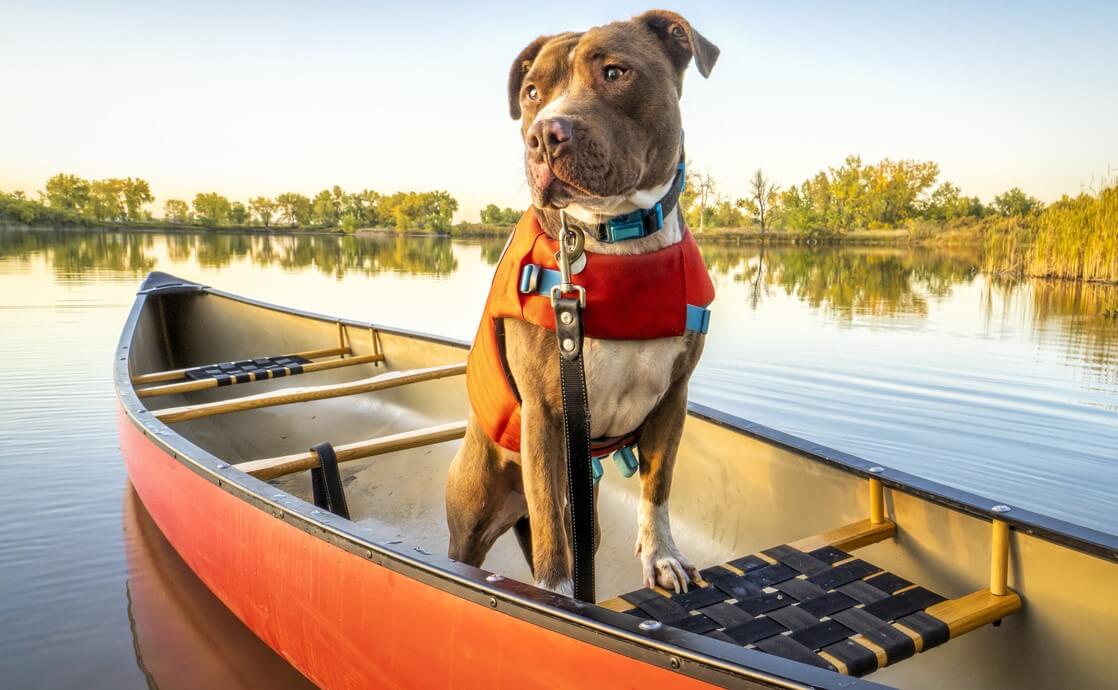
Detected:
[2,1,1115,221]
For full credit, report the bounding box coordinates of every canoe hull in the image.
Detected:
[120,407,720,690]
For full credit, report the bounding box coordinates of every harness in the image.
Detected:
[465,211,714,454]
[465,161,714,601]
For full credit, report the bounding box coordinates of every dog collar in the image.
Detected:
[567,144,687,244]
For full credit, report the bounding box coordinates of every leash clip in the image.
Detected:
[552,210,586,307]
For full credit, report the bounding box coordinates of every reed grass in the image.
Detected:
[984,185,1118,284]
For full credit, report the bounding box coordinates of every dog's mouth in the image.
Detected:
[527,157,638,210]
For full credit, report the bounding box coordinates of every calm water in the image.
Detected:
[1,228,1115,688]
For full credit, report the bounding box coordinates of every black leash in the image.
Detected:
[552,211,595,602]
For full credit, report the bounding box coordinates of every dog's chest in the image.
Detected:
[582,336,687,438]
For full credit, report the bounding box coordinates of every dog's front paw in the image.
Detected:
[636,541,699,593]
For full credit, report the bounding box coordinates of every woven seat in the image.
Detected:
[184,354,311,384]
[603,519,1021,677]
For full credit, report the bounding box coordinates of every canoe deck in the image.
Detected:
[602,518,1021,677]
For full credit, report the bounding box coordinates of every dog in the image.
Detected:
[446,9,719,597]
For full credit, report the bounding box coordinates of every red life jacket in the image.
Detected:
[466,209,715,453]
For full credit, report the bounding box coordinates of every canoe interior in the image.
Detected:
[127,287,1118,690]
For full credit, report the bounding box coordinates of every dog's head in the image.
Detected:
[509,10,718,215]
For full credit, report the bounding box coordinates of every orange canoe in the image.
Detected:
[117,272,1118,689]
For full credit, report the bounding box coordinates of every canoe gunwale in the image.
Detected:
[116,271,1118,689]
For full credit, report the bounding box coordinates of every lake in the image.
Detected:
[1,227,1115,688]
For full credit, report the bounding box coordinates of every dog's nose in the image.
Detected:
[527,117,574,159]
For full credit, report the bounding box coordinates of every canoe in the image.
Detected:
[116,271,1118,689]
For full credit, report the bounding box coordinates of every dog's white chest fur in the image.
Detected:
[583,336,686,438]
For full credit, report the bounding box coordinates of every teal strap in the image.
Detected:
[591,445,640,484]
[519,264,711,335]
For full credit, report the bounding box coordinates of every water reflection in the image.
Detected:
[698,244,983,318]
[123,487,314,689]
[0,228,459,278]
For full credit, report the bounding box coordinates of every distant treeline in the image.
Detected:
[0,174,458,233]
[677,155,1044,236]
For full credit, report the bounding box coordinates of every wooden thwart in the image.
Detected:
[153,362,466,424]
[235,420,468,481]
[136,353,382,398]
[926,588,1021,637]
[131,346,351,385]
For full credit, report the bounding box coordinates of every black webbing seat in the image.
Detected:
[604,521,1020,677]
[184,355,311,385]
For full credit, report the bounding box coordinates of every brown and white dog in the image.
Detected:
[446,10,719,597]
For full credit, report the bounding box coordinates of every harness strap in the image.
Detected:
[553,292,596,603]
[519,265,711,334]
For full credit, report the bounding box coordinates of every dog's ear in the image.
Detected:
[636,10,719,80]
[507,35,553,120]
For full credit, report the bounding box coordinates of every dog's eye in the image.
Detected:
[603,66,626,82]
[526,85,539,101]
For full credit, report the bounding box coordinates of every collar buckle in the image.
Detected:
[600,202,663,243]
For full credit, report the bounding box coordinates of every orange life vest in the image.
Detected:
[466,209,715,453]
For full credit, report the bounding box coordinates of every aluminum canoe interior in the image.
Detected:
[118,272,1118,690]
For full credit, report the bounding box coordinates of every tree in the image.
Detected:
[378,190,459,232]
[121,177,153,221]
[479,204,520,225]
[312,189,339,226]
[745,169,780,237]
[43,173,90,212]
[679,168,717,232]
[163,199,190,223]
[249,197,277,227]
[993,188,1042,217]
[86,179,126,222]
[192,192,232,227]
[230,201,248,225]
[275,192,312,226]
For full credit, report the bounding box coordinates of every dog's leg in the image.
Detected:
[520,399,576,595]
[635,380,699,593]
[512,517,534,576]
[446,417,526,567]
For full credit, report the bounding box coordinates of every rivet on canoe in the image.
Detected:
[868,466,885,474]
[638,620,662,632]
[669,657,681,670]
[215,462,229,470]
[992,504,1011,513]
[486,573,504,583]
[489,597,498,608]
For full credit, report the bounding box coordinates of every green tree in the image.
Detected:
[121,177,154,221]
[230,201,248,225]
[312,189,339,226]
[86,179,126,222]
[993,187,1042,217]
[192,192,232,227]
[43,173,90,212]
[163,199,190,223]
[479,204,520,225]
[249,197,277,227]
[275,192,312,226]
[379,191,459,232]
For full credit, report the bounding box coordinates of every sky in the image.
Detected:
[1,1,1116,222]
